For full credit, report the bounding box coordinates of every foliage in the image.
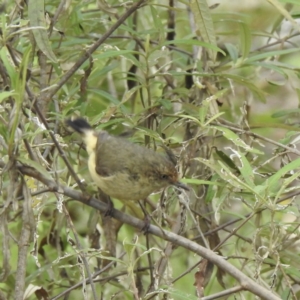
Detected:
[1,0,300,299]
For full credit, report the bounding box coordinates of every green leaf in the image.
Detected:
[150,5,164,42]
[0,91,17,102]
[211,126,264,155]
[189,0,217,61]
[244,48,300,64]
[28,0,57,63]
[205,174,220,203]
[163,39,225,55]
[8,47,31,151]
[0,47,18,88]
[266,157,300,193]
[215,149,241,173]
[220,73,267,103]
[88,89,121,105]
[197,157,262,199]
[267,0,300,32]
[239,20,251,61]
[245,61,289,77]
[271,109,300,118]
[274,171,300,201]
[224,43,239,62]
[229,148,255,188]
[183,178,223,186]
[94,50,140,60]
[18,157,52,180]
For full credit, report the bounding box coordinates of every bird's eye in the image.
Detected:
[161,174,169,180]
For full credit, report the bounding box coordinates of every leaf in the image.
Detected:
[0,91,17,102]
[8,47,31,151]
[272,108,300,118]
[183,178,223,186]
[244,48,300,64]
[18,157,52,180]
[204,174,221,203]
[214,149,241,173]
[150,5,164,42]
[28,0,57,63]
[229,148,255,188]
[280,0,299,4]
[94,50,140,60]
[163,39,225,55]
[97,0,118,17]
[245,61,288,77]
[239,20,251,61]
[266,0,300,32]
[197,157,262,199]
[224,43,239,62]
[220,73,267,103]
[0,47,18,88]
[88,89,121,105]
[189,0,217,61]
[274,171,300,201]
[266,157,300,193]
[211,126,264,154]
[269,2,293,34]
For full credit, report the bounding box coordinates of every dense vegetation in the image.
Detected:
[1,0,300,299]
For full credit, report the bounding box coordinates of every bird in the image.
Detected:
[66,118,188,203]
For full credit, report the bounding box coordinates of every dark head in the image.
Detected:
[66,118,93,134]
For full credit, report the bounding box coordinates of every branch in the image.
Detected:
[45,0,148,100]
[9,161,281,300]
[14,180,35,300]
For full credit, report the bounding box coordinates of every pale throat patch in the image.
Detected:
[83,130,97,155]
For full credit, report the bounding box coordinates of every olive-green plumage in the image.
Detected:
[66,118,187,201]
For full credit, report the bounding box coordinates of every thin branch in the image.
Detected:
[14,180,35,300]
[214,121,300,156]
[44,0,148,101]
[10,161,281,300]
[61,204,97,300]
[202,285,244,300]
[51,252,127,300]
[194,189,300,241]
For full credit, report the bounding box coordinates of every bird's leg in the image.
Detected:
[98,189,114,216]
[138,199,151,233]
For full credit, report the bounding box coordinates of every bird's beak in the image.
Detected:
[173,181,189,191]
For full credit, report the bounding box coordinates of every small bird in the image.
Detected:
[66,118,188,202]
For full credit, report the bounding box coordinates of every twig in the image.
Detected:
[202,285,244,300]
[14,180,35,300]
[10,161,281,300]
[44,0,148,101]
[214,121,300,156]
[61,203,97,300]
[51,251,126,300]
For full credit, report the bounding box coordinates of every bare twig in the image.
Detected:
[8,161,281,300]
[51,252,127,300]
[202,285,244,300]
[44,0,148,101]
[61,203,97,300]
[14,180,35,300]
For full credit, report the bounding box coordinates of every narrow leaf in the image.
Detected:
[266,0,300,32]
[239,20,251,61]
[211,126,264,155]
[266,157,300,192]
[0,91,17,102]
[28,0,57,63]
[190,0,217,61]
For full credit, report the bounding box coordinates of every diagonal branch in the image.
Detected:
[45,0,148,100]
[6,160,281,300]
